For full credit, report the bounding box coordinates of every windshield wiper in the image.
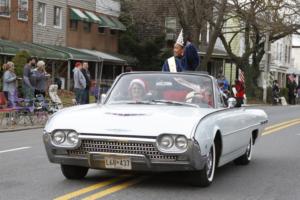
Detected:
[150,100,198,107]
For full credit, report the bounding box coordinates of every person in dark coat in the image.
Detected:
[81,62,91,104]
[287,74,297,105]
[272,80,280,105]
[162,30,199,72]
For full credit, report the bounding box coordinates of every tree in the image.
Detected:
[173,0,228,71]
[219,0,300,96]
[119,0,168,70]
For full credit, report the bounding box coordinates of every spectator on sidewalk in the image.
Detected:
[23,57,37,100]
[287,74,297,105]
[81,62,91,104]
[3,62,17,107]
[233,79,245,107]
[32,60,50,98]
[73,62,86,105]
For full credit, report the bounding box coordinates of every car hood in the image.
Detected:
[45,103,214,138]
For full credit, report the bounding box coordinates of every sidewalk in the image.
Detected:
[0,124,44,133]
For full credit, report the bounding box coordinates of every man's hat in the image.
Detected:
[176,29,184,47]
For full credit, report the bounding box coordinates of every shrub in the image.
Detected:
[12,51,31,76]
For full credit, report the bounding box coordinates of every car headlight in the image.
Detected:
[67,131,79,145]
[175,136,188,149]
[51,130,80,148]
[159,135,174,149]
[157,134,189,153]
[52,130,66,145]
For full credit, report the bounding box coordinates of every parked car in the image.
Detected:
[43,72,268,187]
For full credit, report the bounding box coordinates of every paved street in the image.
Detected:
[1,105,300,200]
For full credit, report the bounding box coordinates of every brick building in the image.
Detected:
[0,0,128,90]
[0,0,33,42]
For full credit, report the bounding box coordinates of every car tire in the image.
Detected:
[61,164,89,179]
[190,142,216,187]
[234,137,253,165]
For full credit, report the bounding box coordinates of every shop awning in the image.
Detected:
[98,15,118,29]
[108,17,126,31]
[84,11,101,23]
[37,44,100,62]
[72,48,126,65]
[0,39,69,60]
[70,8,90,21]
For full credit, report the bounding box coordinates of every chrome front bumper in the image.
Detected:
[43,133,207,172]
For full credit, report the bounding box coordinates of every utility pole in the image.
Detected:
[263,32,270,103]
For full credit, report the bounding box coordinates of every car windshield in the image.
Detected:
[105,73,214,108]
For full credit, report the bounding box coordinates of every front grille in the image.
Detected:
[68,139,177,161]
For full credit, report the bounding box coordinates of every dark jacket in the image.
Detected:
[81,68,90,89]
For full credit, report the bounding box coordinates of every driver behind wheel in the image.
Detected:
[185,90,213,107]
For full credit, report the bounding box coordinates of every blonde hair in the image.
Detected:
[7,61,14,68]
[37,60,46,71]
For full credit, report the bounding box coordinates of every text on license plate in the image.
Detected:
[104,156,132,170]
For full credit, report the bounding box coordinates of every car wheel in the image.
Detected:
[61,164,89,179]
[191,142,216,187]
[234,137,253,165]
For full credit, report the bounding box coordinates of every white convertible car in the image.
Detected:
[43,72,268,187]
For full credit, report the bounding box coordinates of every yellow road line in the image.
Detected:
[53,177,126,200]
[82,177,146,200]
[263,120,300,136]
[264,118,300,131]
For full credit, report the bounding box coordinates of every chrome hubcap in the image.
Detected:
[246,139,252,159]
[206,148,213,177]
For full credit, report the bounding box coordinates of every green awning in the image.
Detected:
[70,8,89,22]
[38,44,100,62]
[84,11,101,23]
[98,15,118,29]
[108,16,127,31]
[97,16,109,28]
[72,48,126,65]
[0,39,69,60]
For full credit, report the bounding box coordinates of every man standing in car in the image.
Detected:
[162,30,199,72]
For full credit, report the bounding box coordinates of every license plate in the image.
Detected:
[104,156,132,170]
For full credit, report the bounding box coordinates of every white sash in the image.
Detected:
[167,57,177,72]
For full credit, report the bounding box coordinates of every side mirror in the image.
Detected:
[227,97,237,108]
[100,94,107,104]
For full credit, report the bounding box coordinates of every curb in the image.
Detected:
[0,126,44,133]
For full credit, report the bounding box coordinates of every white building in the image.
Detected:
[290,34,300,75]
[258,35,292,88]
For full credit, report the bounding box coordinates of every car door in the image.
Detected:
[214,83,250,158]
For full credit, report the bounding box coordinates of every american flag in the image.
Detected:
[239,69,245,83]
[288,74,295,82]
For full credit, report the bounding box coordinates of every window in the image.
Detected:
[83,22,91,32]
[18,0,28,20]
[0,0,10,16]
[285,45,288,63]
[98,27,105,34]
[110,29,117,35]
[53,6,62,28]
[70,20,78,31]
[37,2,46,26]
[165,17,176,33]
